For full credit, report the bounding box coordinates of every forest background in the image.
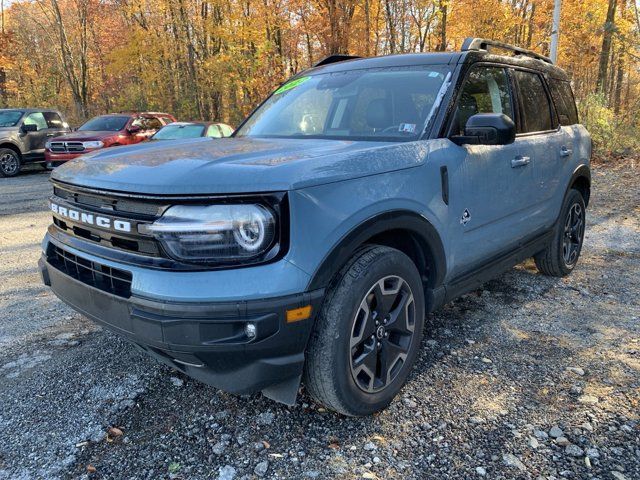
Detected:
[0,0,638,156]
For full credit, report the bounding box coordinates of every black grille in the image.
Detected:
[49,141,85,153]
[47,244,132,298]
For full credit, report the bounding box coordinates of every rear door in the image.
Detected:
[512,69,565,228]
[42,111,69,145]
[445,65,536,276]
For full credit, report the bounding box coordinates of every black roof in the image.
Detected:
[303,48,569,81]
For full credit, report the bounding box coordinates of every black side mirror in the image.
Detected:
[451,113,515,146]
[22,124,38,133]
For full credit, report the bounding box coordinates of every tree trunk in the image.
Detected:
[596,0,617,94]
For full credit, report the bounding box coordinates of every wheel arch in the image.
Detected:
[307,210,447,306]
[568,164,591,208]
[0,142,23,159]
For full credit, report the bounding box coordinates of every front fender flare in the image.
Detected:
[307,210,446,292]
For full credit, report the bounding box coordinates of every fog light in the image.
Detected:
[245,323,257,339]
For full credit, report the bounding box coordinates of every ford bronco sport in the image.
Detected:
[39,39,591,416]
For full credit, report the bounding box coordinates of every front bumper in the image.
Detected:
[45,151,84,163]
[39,244,324,404]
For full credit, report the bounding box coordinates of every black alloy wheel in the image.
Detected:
[349,275,416,393]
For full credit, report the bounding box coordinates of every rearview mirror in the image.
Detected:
[22,124,38,133]
[451,113,515,146]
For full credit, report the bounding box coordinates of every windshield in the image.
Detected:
[0,111,24,127]
[79,115,130,132]
[236,66,451,141]
[152,124,205,140]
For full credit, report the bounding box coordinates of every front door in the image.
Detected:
[21,112,50,158]
[445,65,537,277]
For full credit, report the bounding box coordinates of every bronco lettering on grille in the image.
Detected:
[50,202,132,233]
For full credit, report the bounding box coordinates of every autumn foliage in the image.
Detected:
[0,0,638,154]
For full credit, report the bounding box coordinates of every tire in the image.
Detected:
[304,245,425,416]
[534,188,586,277]
[0,148,22,177]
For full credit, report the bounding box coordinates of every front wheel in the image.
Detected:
[304,246,425,416]
[534,188,586,277]
[0,148,22,177]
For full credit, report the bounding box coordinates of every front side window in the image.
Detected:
[452,66,513,135]
[23,112,48,131]
[236,66,452,141]
[513,70,554,133]
[79,115,130,132]
[0,110,24,127]
[153,124,206,140]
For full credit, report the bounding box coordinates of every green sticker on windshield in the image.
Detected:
[274,76,311,94]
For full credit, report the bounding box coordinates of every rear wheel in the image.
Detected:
[0,148,22,177]
[304,245,425,416]
[534,188,586,277]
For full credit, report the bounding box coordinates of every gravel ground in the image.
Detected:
[0,160,638,480]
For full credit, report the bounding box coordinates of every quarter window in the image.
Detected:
[452,66,513,135]
[548,80,579,125]
[513,70,554,133]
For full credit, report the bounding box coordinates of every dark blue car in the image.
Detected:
[40,38,591,415]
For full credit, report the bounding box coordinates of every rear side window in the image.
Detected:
[549,80,579,125]
[513,70,554,133]
[43,112,64,128]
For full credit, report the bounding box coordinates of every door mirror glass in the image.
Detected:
[22,123,38,132]
[452,113,515,146]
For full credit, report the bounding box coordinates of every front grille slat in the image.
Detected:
[49,142,85,153]
[47,244,132,298]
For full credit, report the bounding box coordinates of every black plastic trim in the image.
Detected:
[307,210,446,291]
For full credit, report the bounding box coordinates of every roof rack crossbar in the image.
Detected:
[461,37,553,64]
[313,54,362,68]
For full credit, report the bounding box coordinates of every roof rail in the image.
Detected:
[314,54,362,67]
[461,37,553,64]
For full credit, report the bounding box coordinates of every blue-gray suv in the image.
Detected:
[39,38,591,416]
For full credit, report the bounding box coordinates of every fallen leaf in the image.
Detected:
[108,427,123,437]
[262,440,271,449]
[328,442,340,449]
[87,465,96,473]
[269,453,284,458]
[362,473,377,479]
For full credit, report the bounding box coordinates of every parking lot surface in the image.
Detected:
[0,162,638,480]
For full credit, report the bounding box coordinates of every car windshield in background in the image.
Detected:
[0,111,24,127]
[236,66,451,141]
[79,115,130,132]
[152,124,205,140]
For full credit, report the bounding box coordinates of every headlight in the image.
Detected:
[45,141,52,149]
[82,140,104,149]
[139,204,277,264]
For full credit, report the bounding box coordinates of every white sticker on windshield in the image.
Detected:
[399,123,417,133]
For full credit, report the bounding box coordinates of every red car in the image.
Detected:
[45,112,176,166]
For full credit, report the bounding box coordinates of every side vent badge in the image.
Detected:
[460,209,471,226]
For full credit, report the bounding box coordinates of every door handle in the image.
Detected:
[511,156,530,168]
[560,146,573,157]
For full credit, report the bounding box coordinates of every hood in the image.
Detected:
[52,137,430,194]
[51,130,121,142]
